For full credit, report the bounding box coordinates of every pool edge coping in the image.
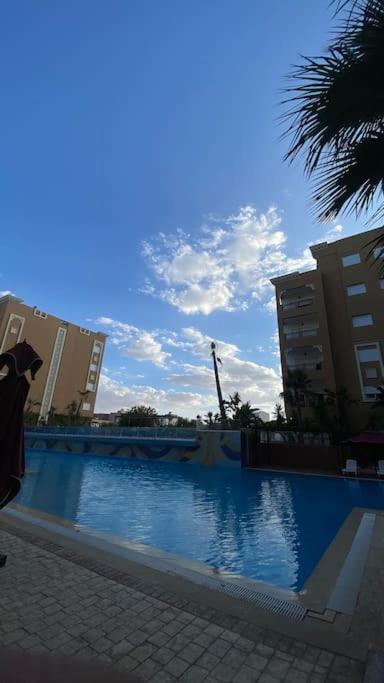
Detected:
[0,507,368,662]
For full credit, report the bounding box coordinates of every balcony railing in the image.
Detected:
[287,361,322,372]
[285,328,318,340]
[282,298,314,311]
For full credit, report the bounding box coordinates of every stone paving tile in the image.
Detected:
[0,524,366,683]
[179,665,209,682]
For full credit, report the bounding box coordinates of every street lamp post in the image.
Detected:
[211,342,227,423]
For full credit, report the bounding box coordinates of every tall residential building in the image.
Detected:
[0,294,107,420]
[271,227,384,431]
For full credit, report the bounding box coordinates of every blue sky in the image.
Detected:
[0,1,362,417]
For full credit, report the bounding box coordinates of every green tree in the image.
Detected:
[281,369,312,430]
[225,392,261,428]
[24,398,42,426]
[273,402,286,426]
[175,416,195,427]
[66,400,78,425]
[204,411,214,426]
[283,0,384,247]
[119,405,158,427]
[46,405,57,426]
[324,386,356,431]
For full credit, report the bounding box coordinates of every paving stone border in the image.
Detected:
[0,520,366,682]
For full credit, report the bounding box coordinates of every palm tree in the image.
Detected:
[324,386,356,430]
[281,369,312,429]
[282,0,384,247]
[273,403,285,426]
[66,400,78,425]
[47,405,57,425]
[204,411,214,427]
[225,392,261,428]
[25,398,42,425]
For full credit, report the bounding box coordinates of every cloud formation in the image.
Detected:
[96,317,170,367]
[142,206,315,314]
[96,373,209,415]
[94,319,283,416]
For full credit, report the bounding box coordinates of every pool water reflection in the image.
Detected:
[17,450,384,591]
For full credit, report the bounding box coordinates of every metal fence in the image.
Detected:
[25,425,198,439]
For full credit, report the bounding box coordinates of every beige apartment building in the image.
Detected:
[271,227,384,431]
[0,294,107,421]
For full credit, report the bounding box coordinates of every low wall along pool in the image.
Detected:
[25,429,242,467]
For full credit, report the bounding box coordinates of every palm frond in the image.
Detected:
[282,49,384,174]
[282,0,384,223]
[311,130,384,221]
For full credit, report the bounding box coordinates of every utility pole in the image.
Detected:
[211,342,227,423]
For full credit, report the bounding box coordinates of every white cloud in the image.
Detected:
[93,320,283,416]
[162,328,283,414]
[312,222,344,245]
[142,206,314,315]
[264,294,277,314]
[95,374,209,417]
[324,223,343,241]
[95,317,170,367]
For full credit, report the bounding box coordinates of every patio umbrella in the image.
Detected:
[0,340,42,516]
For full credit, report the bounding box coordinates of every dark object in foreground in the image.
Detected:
[0,648,140,682]
[0,341,42,509]
[0,554,7,567]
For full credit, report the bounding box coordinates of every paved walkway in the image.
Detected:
[0,521,365,682]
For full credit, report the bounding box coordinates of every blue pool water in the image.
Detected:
[16,450,384,591]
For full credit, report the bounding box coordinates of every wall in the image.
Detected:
[249,442,341,473]
[25,429,242,467]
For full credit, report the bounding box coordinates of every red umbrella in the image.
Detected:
[0,341,42,517]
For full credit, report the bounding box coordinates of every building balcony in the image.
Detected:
[283,314,319,341]
[287,361,323,372]
[280,285,315,311]
[286,345,323,375]
[285,329,318,340]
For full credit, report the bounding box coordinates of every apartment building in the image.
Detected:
[271,227,384,431]
[0,294,107,421]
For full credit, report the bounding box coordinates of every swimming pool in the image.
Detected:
[16,450,384,591]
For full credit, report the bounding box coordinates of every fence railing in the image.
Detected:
[25,425,198,439]
[259,430,330,446]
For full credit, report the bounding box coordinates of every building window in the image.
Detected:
[10,326,18,334]
[82,402,91,411]
[342,253,361,267]
[90,363,97,371]
[347,283,366,296]
[34,309,48,319]
[364,386,381,400]
[373,247,384,259]
[80,327,91,335]
[357,344,380,362]
[352,314,373,327]
[86,382,95,392]
[366,368,378,379]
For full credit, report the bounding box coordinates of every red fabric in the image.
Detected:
[347,431,384,444]
[0,341,42,509]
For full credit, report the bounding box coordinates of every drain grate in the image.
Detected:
[197,576,307,621]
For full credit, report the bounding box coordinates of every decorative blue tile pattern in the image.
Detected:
[25,429,242,467]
